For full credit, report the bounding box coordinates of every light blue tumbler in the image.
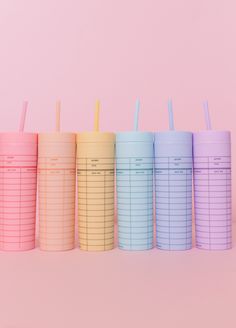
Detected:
[155,100,193,250]
[116,101,154,250]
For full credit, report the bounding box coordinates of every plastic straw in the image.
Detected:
[56,100,61,132]
[203,100,211,130]
[94,100,100,132]
[168,99,174,130]
[134,99,140,131]
[19,101,28,132]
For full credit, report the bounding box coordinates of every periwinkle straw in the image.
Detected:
[168,98,174,130]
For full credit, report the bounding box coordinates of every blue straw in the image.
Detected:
[168,98,174,130]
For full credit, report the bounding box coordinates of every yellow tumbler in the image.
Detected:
[76,102,115,251]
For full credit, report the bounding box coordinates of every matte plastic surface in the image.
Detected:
[38,132,76,251]
[155,131,193,250]
[193,130,231,250]
[0,133,38,251]
[77,132,115,251]
[116,132,154,250]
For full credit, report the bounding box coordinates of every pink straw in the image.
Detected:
[56,100,61,132]
[19,101,28,132]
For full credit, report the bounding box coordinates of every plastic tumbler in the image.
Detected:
[193,102,231,250]
[0,102,38,251]
[155,101,192,250]
[77,101,115,251]
[38,102,76,251]
[116,101,154,250]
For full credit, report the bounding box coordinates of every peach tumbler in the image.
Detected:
[77,132,115,251]
[0,133,38,251]
[38,133,76,251]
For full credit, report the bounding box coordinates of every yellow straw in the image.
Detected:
[94,100,100,132]
[56,100,61,132]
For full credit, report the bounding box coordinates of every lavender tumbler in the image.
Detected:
[193,131,231,250]
[155,131,193,250]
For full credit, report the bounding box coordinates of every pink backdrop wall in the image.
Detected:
[0,2,235,328]
[0,0,233,132]
[0,0,234,132]
[0,2,234,134]
[0,0,234,204]
[0,1,234,216]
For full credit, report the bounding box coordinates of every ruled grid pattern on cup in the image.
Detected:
[155,156,192,250]
[194,156,231,250]
[77,157,114,251]
[0,155,37,250]
[116,157,153,250]
[38,156,76,250]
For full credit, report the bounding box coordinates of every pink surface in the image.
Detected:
[0,227,236,328]
[0,1,234,327]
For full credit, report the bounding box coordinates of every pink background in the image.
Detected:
[0,1,235,327]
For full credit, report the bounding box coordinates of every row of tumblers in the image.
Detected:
[0,130,231,251]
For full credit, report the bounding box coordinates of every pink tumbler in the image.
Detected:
[0,132,37,251]
[193,103,231,250]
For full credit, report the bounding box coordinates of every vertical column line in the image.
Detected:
[86,158,88,250]
[2,156,5,248]
[45,157,48,248]
[225,166,228,247]
[104,168,106,250]
[208,157,211,250]
[19,166,22,248]
[129,158,131,249]
[62,166,65,248]
[146,168,148,248]
[168,157,170,249]
[186,167,187,247]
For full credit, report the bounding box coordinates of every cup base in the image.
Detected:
[0,241,35,251]
[79,244,114,251]
[40,243,74,252]
[196,244,232,251]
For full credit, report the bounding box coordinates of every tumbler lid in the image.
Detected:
[0,132,37,143]
[39,132,76,143]
[77,132,115,143]
[116,131,153,143]
[193,130,230,144]
[155,131,192,144]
